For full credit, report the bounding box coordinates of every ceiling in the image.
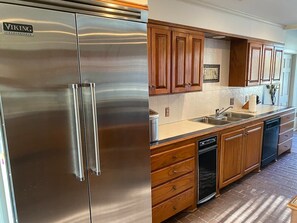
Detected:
[189,0,297,29]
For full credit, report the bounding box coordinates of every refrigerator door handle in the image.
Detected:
[71,84,85,181]
[89,83,101,176]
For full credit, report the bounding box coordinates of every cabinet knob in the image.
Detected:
[172,185,177,190]
[188,83,192,86]
[172,155,177,160]
[173,170,177,174]
[173,206,177,211]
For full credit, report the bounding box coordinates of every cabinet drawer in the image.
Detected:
[278,129,294,144]
[152,188,194,223]
[280,112,295,124]
[280,121,294,133]
[278,138,293,156]
[152,172,194,206]
[151,158,195,188]
[151,143,195,171]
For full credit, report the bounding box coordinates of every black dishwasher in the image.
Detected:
[261,118,280,167]
[198,136,217,205]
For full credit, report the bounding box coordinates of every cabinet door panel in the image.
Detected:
[187,34,203,91]
[243,123,263,174]
[220,129,244,189]
[172,31,188,93]
[273,47,283,81]
[261,45,273,83]
[150,26,171,95]
[248,43,262,85]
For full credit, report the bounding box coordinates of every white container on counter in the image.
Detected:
[249,94,257,113]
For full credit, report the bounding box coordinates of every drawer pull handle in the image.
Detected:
[173,170,177,174]
[173,206,177,211]
[172,185,177,190]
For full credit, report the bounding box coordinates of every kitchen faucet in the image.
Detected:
[215,106,233,117]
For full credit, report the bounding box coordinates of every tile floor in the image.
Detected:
[165,132,297,223]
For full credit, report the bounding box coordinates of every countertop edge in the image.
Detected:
[150,107,296,150]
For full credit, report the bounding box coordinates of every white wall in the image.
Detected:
[148,0,285,43]
[284,30,297,53]
[149,39,264,125]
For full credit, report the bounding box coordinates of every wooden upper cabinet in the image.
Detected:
[243,123,263,174]
[261,45,274,84]
[229,39,284,87]
[148,25,171,95]
[172,30,189,93]
[247,42,262,86]
[272,47,284,82]
[187,33,204,91]
[171,29,204,93]
[148,21,204,95]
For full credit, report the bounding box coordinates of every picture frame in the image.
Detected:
[203,64,220,83]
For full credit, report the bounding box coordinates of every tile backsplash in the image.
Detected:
[149,38,265,125]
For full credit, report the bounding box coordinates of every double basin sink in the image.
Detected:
[190,112,254,125]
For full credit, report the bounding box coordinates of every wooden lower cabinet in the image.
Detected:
[278,110,296,155]
[152,188,194,223]
[219,122,263,189]
[151,141,196,223]
[243,123,263,174]
[220,128,244,188]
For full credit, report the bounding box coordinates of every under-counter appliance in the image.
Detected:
[0,1,151,222]
[198,136,217,204]
[261,118,280,167]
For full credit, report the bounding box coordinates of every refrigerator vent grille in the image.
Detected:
[3,0,145,21]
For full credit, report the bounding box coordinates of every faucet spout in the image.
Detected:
[215,106,233,117]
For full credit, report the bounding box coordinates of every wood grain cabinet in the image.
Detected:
[229,39,284,87]
[171,29,204,93]
[151,142,196,223]
[278,110,296,155]
[243,123,263,174]
[261,45,274,84]
[261,45,284,84]
[148,24,171,95]
[148,21,204,95]
[219,122,263,189]
[248,42,263,86]
[272,46,284,82]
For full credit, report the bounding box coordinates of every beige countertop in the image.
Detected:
[157,104,289,142]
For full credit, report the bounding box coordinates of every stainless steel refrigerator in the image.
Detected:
[0,1,151,222]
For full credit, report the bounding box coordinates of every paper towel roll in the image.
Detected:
[249,94,257,113]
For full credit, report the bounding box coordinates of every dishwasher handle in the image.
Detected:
[199,145,217,155]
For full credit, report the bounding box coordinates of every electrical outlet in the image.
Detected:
[165,107,170,117]
[230,98,234,106]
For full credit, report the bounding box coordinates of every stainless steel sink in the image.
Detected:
[222,112,254,119]
[190,112,254,125]
[191,117,230,125]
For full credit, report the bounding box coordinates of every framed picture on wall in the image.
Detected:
[203,64,220,83]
